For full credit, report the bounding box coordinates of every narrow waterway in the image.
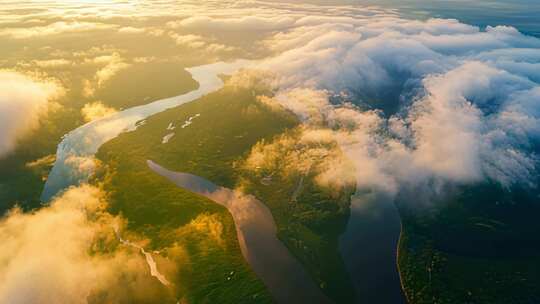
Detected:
[147,160,331,304]
[114,227,171,286]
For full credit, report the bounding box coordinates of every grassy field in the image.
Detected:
[94,83,356,303]
[398,183,540,303]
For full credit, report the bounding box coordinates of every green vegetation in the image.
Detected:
[94,83,356,303]
[398,183,540,303]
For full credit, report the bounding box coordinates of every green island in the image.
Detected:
[93,82,356,303]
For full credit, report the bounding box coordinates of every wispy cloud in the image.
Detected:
[0,21,116,39]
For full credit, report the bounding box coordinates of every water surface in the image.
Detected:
[339,192,406,303]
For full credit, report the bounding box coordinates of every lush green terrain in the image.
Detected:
[94,83,356,303]
[398,183,540,303]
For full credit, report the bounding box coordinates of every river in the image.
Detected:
[339,192,406,303]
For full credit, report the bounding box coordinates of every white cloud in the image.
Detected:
[81,101,117,122]
[33,59,73,68]
[0,70,63,158]
[170,15,297,31]
[83,53,131,96]
[118,26,146,34]
[0,21,116,39]
[168,32,236,53]
[95,61,130,88]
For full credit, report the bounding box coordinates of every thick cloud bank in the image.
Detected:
[0,70,62,157]
[253,11,540,195]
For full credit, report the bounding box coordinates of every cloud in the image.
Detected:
[25,154,56,169]
[73,45,121,58]
[0,70,63,158]
[169,15,297,31]
[95,61,130,89]
[0,185,170,304]
[81,101,117,122]
[64,155,98,181]
[82,53,131,97]
[118,26,146,34]
[117,26,165,36]
[0,21,116,39]
[155,4,538,195]
[32,59,73,68]
[169,33,206,48]
[405,62,536,184]
[168,32,236,53]
[243,125,356,191]
[26,154,57,181]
